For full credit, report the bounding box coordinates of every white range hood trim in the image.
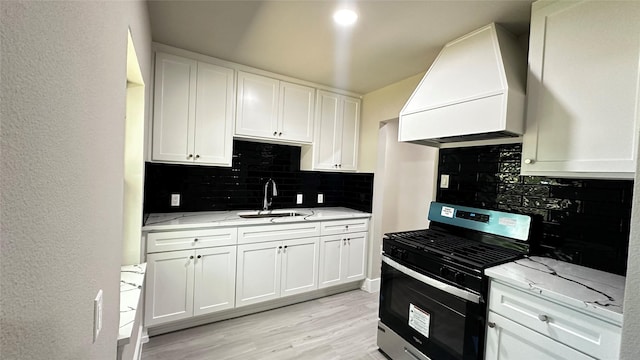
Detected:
[399,23,526,146]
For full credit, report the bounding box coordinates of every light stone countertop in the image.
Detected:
[142,207,371,231]
[118,263,146,346]
[485,256,625,326]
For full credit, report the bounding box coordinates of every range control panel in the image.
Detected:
[455,210,490,223]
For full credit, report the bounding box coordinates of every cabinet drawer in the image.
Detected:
[147,227,238,253]
[238,222,321,244]
[489,280,620,359]
[320,218,369,235]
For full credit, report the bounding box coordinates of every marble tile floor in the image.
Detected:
[141,289,388,360]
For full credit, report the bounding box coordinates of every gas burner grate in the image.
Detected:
[386,229,522,269]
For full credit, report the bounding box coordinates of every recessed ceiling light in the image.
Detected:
[333,9,358,26]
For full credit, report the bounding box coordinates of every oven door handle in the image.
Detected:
[382,256,480,304]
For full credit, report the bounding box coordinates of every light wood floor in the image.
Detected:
[141,290,388,360]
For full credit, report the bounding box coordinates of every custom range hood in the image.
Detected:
[399,23,527,146]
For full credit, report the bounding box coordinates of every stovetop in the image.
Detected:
[385,229,524,270]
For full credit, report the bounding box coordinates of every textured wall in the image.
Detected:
[0,2,151,359]
[621,142,640,358]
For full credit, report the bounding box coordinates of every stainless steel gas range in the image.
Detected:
[377,202,533,360]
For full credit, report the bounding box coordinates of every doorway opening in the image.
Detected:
[123,29,145,265]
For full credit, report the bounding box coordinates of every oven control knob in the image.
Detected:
[439,267,451,278]
[454,272,466,285]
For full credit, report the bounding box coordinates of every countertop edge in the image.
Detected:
[118,263,147,346]
[485,258,624,326]
[141,208,372,232]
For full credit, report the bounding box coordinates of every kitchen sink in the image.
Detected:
[237,211,306,219]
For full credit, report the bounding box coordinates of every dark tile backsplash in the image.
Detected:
[144,140,374,214]
[437,143,632,275]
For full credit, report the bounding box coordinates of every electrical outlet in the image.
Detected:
[440,174,450,189]
[296,193,303,204]
[317,193,324,204]
[93,289,103,343]
[171,193,180,207]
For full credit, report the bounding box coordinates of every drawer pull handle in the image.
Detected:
[538,314,549,322]
[488,322,496,328]
[524,158,534,164]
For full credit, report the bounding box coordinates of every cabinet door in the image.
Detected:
[314,90,341,170]
[485,311,594,360]
[280,237,319,297]
[236,241,281,307]
[318,235,344,289]
[193,246,237,316]
[152,52,197,162]
[343,232,367,282]
[338,96,360,171]
[193,62,235,166]
[522,0,640,179]
[144,250,194,326]
[236,71,279,139]
[278,81,315,143]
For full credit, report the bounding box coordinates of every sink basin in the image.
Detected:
[238,211,306,219]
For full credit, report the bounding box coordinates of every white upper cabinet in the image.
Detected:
[152,52,234,167]
[279,81,315,143]
[313,90,361,172]
[521,0,640,179]
[236,71,314,144]
[235,72,279,139]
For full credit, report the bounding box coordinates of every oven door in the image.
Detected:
[379,256,484,360]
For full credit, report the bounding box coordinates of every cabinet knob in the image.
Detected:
[284,245,288,249]
[195,154,200,159]
[338,164,342,168]
[194,238,198,242]
[334,164,338,168]
[345,225,349,229]
[278,132,282,136]
[538,314,549,322]
[343,239,346,244]
[188,154,193,159]
[524,158,534,164]
[197,255,202,259]
[189,255,194,260]
[488,322,496,328]
[273,131,278,136]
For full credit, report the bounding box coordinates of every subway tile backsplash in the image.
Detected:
[144,140,374,214]
[437,143,632,275]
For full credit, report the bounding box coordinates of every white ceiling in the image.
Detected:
[147,0,534,94]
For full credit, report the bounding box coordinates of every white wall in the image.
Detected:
[361,73,438,280]
[369,121,438,279]
[0,2,151,359]
[358,73,424,173]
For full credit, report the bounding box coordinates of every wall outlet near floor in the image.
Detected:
[171,193,180,207]
[93,289,103,343]
[440,174,450,189]
[296,193,303,204]
[317,193,324,204]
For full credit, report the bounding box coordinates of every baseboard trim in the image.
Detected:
[146,282,363,337]
[361,277,381,293]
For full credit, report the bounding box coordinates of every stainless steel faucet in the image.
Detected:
[262,178,278,211]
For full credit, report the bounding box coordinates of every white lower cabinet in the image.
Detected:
[318,232,367,288]
[485,280,621,360]
[236,237,319,307]
[485,311,594,360]
[144,246,236,327]
[144,217,369,328]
